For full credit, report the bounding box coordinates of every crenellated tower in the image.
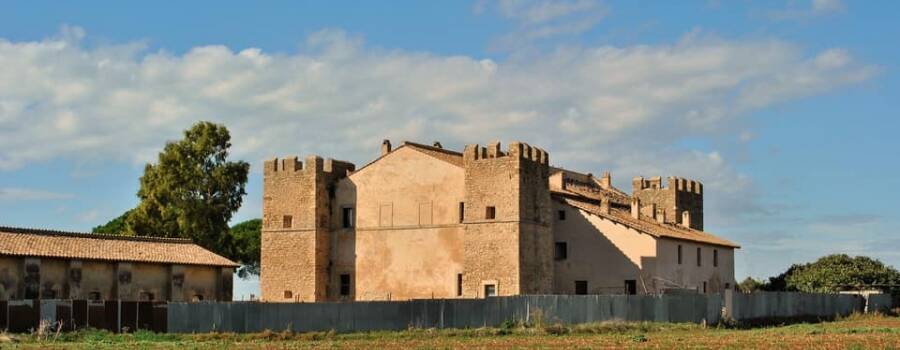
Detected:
[631,176,704,230]
[461,141,553,297]
[260,155,354,302]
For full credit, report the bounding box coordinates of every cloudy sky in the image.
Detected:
[1,0,897,289]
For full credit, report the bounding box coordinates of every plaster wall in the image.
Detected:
[552,202,657,294]
[655,238,735,293]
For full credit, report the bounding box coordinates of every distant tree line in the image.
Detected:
[738,254,900,296]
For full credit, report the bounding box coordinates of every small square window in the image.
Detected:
[625,280,637,295]
[283,215,293,229]
[485,206,496,220]
[574,280,588,295]
[555,242,568,261]
[283,290,292,299]
[342,208,355,228]
[340,274,351,296]
[484,284,497,297]
[558,210,566,221]
[88,292,102,301]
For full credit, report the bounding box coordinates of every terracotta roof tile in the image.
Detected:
[0,226,239,267]
[552,192,740,248]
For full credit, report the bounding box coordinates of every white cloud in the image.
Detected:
[0,27,878,231]
[476,0,607,49]
[0,188,74,201]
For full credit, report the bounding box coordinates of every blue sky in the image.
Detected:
[1,0,898,297]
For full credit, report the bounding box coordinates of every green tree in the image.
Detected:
[737,277,764,293]
[126,121,250,260]
[784,254,900,294]
[230,219,261,278]
[91,209,133,235]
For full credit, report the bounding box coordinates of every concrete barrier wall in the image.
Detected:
[167,294,721,333]
[724,291,865,321]
[867,294,893,313]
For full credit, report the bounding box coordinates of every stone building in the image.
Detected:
[0,227,238,302]
[261,140,738,302]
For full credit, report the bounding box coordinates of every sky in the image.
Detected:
[0,0,898,298]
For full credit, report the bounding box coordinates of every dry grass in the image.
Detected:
[9,313,900,349]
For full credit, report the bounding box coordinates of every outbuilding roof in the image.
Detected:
[0,226,239,267]
[553,192,740,248]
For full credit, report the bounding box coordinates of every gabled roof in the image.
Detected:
[553,192,740,248]
[351,141,464,176]
[0,226,239,267]
[400,141,464,167]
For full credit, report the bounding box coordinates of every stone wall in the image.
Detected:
[0,256,229,301]
[632,176,704,230]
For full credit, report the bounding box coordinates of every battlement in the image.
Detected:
[463,141,549,165]
[632,176,702,195]
[264,156,356,177]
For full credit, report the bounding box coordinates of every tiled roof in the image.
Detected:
[553,192,740,248]
[0,226,239,267]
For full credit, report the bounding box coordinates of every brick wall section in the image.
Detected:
[632,176,704,230]
[461,142,553,297]
[261,156,354,302]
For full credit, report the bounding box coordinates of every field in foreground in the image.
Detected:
[3,314,900,349]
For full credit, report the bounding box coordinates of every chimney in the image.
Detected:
[600,171,611,189]
[432,141,443,149]
[631,198,640,219]
[381,139,392,156]
[682,211,691,228]
[600,199,610,214]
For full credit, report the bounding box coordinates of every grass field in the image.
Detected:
[3,313,900,349]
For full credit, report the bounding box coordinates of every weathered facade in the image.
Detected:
[0,227,238,302]
[261,140,738,302]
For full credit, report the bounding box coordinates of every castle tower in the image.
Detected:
[260,156,354,302]
[631,176,704,230]
[461,141,553,297]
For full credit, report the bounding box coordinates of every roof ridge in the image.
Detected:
[401,141,464,156]
[0,225,195,244]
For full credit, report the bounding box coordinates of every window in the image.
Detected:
[139,292,155,301]
[457,273,463,296]
[574,281,588,295]
[484,284,497,297]
[88,292,102,301]
[677,245,683,265]
[713,249,719,267]
[283,290,292,299]
[192,295,204,302]
[459,202,465,223]
[554,242,568,261]
[702,281,708,294]
[340,274,351,296]
[485,206,496,220]
[625,280,637,295]
[558,210,566,221]
[342,207,355,228]
[725,283,731,290]
[697,247,702,267]
[283,215,293,229]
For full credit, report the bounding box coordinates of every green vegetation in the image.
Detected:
[748,254,900,295]
[3,313,900,349]
[230,218,261,278]
[92,121,252,270]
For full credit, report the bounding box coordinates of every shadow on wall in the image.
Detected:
[556,207,642,294]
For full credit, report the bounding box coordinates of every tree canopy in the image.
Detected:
[230,218,261,278]
[126,121,250,258]
[92,209,133,235]
[752,254,900,295]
